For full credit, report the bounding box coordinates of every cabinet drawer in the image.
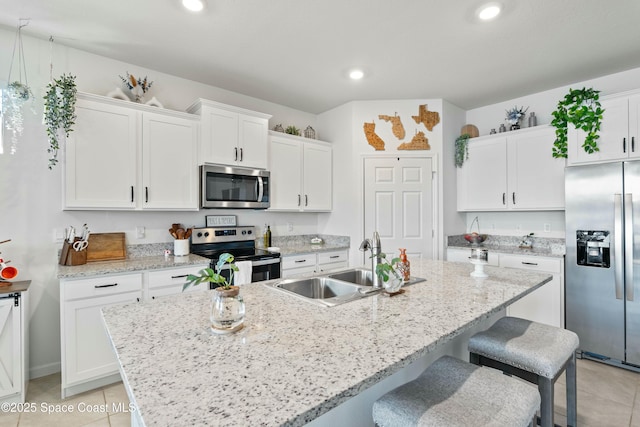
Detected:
[148,266,208,289]
[62,273,142,300]
[282,254,316,270]
[499,254,561,273]
[318,250,348,265]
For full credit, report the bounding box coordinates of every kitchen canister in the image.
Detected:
[174,239,190,256]
[528,112,537,127]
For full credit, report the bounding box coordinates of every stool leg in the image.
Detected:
[469,352,480,365]
[538,377,554,427]
[566,352,577,427]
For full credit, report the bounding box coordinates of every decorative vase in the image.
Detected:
[210,286,245,334]
[510,122,520,131]
[382,268,404,293]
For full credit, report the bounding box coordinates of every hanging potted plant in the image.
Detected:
[551,87,604,158]
[183,253,244,334]
[43,74,77,169]
[455,133,470,167]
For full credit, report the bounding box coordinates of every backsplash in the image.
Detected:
[447,234,565,255]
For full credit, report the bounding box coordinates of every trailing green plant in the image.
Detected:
[43,74,77,169]
[372,252,402,282]
[183,253,239,291]
[551,87,604,158]
[455,133,470,167]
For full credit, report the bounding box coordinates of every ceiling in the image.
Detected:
[1,0,640,114]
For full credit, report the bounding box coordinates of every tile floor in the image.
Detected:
[1,358,639,426]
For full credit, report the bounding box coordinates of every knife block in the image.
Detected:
[59,240,87,266]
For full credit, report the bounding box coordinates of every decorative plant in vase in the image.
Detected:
[550,87,604,159]
[374,252,404,293]
[505,105,529,130]
[119,72,153,102]
[285,125,300,136]
[43,74,77,169]
[183,253,245,334]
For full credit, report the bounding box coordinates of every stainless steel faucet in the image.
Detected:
[359,231,382,289]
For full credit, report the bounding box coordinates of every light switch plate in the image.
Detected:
[136,226,145,239]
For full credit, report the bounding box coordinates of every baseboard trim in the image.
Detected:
[29,362,61,380]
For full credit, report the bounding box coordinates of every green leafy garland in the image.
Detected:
[551,87,604,158]
[43,74,77,169]
[455,133,470,167]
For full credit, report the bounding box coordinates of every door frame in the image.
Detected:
[360,153,440,264]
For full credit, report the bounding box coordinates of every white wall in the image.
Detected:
[463,66,640,239]
[0,28,319,379]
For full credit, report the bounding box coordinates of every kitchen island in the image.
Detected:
[101,259,552,426]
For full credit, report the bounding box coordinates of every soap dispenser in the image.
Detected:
[398,248,411,282]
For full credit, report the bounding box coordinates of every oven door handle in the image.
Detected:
[252,258,281,266]
[257,177,264,202]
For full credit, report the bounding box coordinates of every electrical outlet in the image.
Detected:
[136,226,145,239]
[544,223,551,233]
[515,224,522,231]
[490,223,495,230]
[53,228,65,243]
[287,222,294,232]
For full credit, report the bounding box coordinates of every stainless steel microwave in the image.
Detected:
[200,164,270,209]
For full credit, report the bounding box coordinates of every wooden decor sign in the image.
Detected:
[378,113,405,140]
[363,122,386,150]
[398,131,430,150]
[411,104,440,131]
[363,104,440,151]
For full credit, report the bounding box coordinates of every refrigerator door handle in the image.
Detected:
[625,193,634,301]
[615,193,624,300]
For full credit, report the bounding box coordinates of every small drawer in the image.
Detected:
[148,266,208,289]
[499,254,561,273]
[62,273,142,300]
[318,250,348,265]
[282,254,316,270]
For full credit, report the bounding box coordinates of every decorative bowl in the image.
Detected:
[464,233,488,245]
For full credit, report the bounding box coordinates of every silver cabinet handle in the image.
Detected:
[625,193,634,301]
[298,194,301,206]
[234,147,238,161]
[614,193,624,300]
[330,255,340,259]
[512,192,516,204]
[131,186,134,203]
[305,194,308,206]
[502,193,506,205]
[240,148,243,161]
[145,186,149,203]
[633,137,636,153]
[295,259,307,263]
[171,274,189,279]
[521,261,538,266]
[623,138,627,153]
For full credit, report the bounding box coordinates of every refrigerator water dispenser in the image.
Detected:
[577,230,610,268]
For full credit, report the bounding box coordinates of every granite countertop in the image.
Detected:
[447,234,565,258]
[102,258,551,427]
[57,254,210,279]
[277,242,350,256]
[447,243,565,258]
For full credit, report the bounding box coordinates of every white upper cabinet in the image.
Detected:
[567,92,640,164]
[269,132,332,212]
[457,126,565,211]
[187,99,271,169]
[64,93,199,210]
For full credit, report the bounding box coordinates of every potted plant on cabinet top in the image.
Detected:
[551,87,604,159]
[183,253,245,334]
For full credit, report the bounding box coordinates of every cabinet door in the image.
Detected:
[0,297,21,400]
[63,292,141,387]
[501,254,563,328]
[269,137,303,210]
[303,142,333,211]
[508,127,565,210]
[238,114,268,169]
[629,94,640,159]
[457,136,507,211]
[64,99,138,209]
[567,97,628,164]
[142,113,199,210]
[201,107,238,165]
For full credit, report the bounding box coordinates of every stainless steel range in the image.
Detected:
[190,226,281,284]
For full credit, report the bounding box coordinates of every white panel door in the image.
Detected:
[364,157,433,262]
[0,297,20,400]
[142,113,198,210]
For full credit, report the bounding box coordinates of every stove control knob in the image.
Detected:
[247,230,252,235]
[196,232,203,238]
[204,232,210,237]
[241,230,247,235]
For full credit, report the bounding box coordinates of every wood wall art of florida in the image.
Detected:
[378,113,405,140]
[398,130,430,150]
[363,122,385,150]
[412,104,440,131]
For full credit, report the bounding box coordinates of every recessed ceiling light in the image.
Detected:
[349,70,364,80]
[182,0,204,12]
[477,3,501,20]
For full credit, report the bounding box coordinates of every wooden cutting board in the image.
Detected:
[87,233,126,262]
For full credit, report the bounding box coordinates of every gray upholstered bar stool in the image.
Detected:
[372,355,541,427]
[468,317,579,427]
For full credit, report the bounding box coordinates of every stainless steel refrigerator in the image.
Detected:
[565,161,640,369]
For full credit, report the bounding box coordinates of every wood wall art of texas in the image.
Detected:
[398,130,431,150]
[363,122,386,150]
[378,113,405,140]
[412,104,440,131]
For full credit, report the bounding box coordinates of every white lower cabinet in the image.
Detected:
[446,249,564,328]
[282,250,349,278]
[0,290,29,403]
[60,265,207,398]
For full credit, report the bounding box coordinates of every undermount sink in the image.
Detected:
[266,267,427,307]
